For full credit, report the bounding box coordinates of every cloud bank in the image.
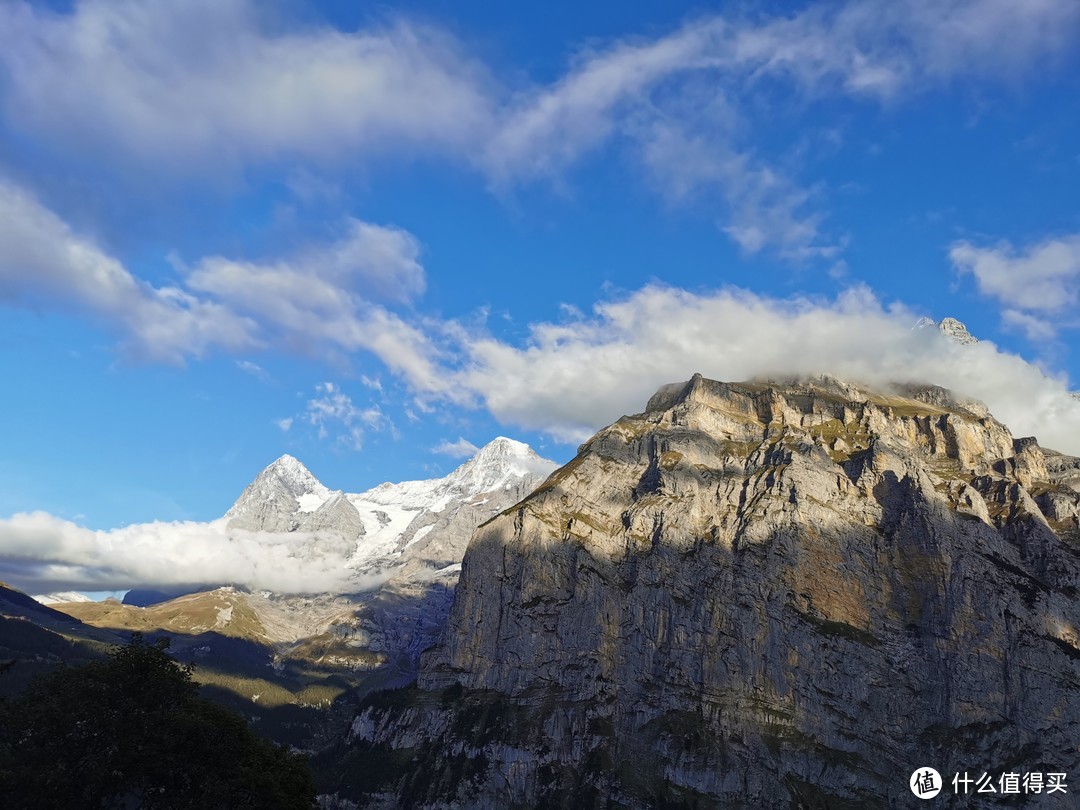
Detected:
[951,234,1080,339]
[0,513,381,596]
[455,284,1080,454]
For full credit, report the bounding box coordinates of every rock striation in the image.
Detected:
[339,375,1080,808]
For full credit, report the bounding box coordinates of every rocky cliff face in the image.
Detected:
[338,375,1080,808]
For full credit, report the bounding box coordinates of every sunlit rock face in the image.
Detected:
[343,375,1080,809]
[936,316,978,345]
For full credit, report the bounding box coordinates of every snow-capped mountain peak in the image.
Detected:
[224,438,557,573]
[443,437,556,496]
[472,436,535,465]
[349,438,555,513]
[225,454,332,528]
[260,454,328,497]
[33,591,95,605]
[56,439,559,697]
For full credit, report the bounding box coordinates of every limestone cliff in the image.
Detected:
[334,376,1080,808]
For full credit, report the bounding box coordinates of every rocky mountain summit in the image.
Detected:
[338,375,1080,808]
[936,316,978,345]
[913,315,979,345]
[226,454,333,533]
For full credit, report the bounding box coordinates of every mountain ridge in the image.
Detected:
[223,437,555,567]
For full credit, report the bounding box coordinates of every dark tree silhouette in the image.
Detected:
[0,634,315,809]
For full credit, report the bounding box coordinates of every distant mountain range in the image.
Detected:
[223,436,556,587]
[25,437,556,746]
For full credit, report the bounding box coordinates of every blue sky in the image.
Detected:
[2,0,1080,540]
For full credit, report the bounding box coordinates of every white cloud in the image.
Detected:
[302,382,390,450]
[478,0,1078,256]
[0,512,382,595]
[452,283,1080,454]
[637,119,831,260]
[1000,310,1061,342]
[950,235,1080,336]
[5,181,1080,459]
[432,437,480,458]
[274,417,293,432]
[481,17,836,255]
[236,359,269,381]
[186,220,448,390]
[725,0,1080,95]
[0,0,493,168]
[6,0,1071,175]
[0,181,259,363]
[187,218,425,311]
[0,180,447,387]
[482,21,724,183]
[877,0,1080,80]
